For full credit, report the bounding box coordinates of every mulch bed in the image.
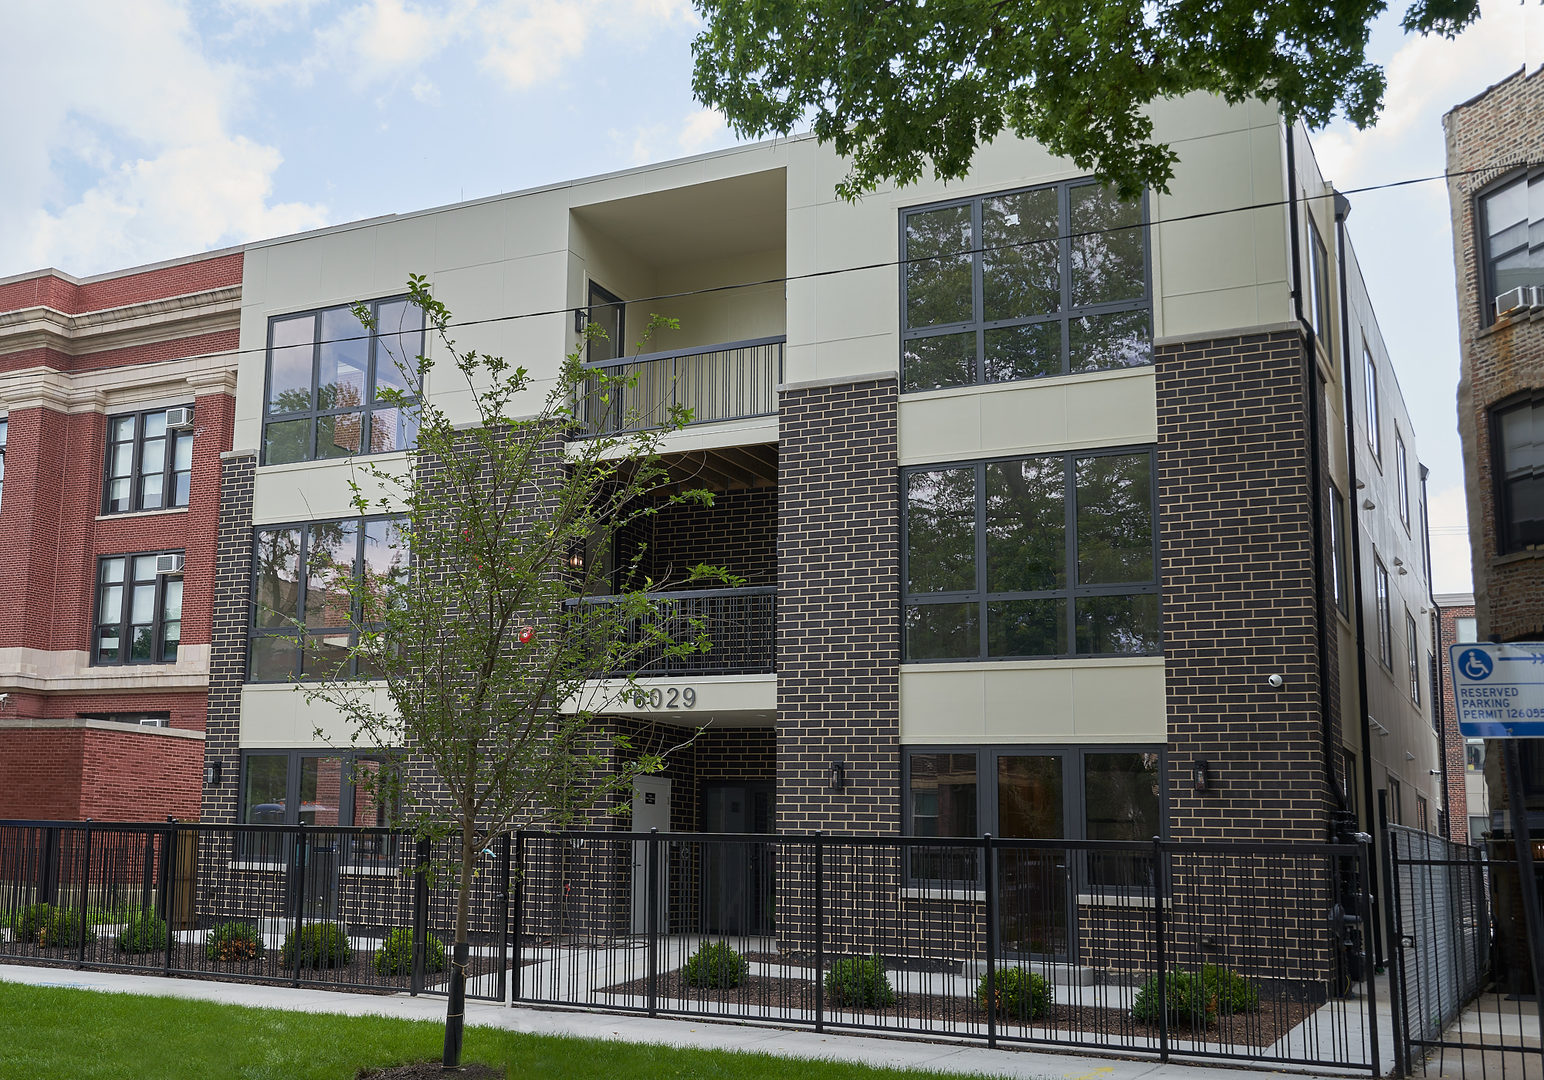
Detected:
[360,1064,505,1079]
[598,967,1318,1049]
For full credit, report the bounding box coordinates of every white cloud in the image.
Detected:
[0,0,327,276]
[1427,484,1474,595]
[677,108,729,155]
[313,0,470,89]
[411,76,441,104]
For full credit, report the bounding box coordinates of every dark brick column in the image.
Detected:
[776,377,901,835]
[1157,330,1335,843]
[200,450,255,824]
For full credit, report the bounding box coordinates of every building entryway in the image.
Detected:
[700,782,774,935]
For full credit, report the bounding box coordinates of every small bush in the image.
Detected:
[373,928,445,977]
[1132,970,1216,1027]
[681,940,749,989]
[977,966,1053,1020]
[824,955,896,1008]
[205,921,263,962]
[10,903,95,948]
[1200,964,1260,1014]
[115,910,168,954]
[282,921,353,969]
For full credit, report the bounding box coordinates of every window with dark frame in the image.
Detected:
[1416,794,1429,835]
[103,406,194,514]
[248,517,406,682]
[903,746,1163,890]
[1387,775,1403,825]
[238,750,399,862]
[1364,345,1381,462]
[94,552,183,665]
[902,448,1159,662]
[1493,395,1544,552]
[900,180,1151,393]
[262,297,424,465]
[1329,487,1350,616]
[1396,430,1410,530]
[1406,609,1420,706]
[1308,220,1332,342]
[1479,168,1544,324]
[1374,556,1392,669]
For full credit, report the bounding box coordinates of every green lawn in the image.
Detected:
[0,981,1010,1080]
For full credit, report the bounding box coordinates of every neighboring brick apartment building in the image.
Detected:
[0,252,240,821]
[1434,594,1484,843]
[185,96,1441,960]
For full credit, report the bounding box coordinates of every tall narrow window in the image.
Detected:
[1308,221,1332,342]
[1329,488,1350,615]
[94,552,183,665]
[1406,609,1420,705]
[1396,430,1410,530]
[103,406,194,513]
[1364,346,1381,462]
[1479,168,1544,323]
[262,297,424,465]
[900,180,1151,392]
[1374,557,1392,669]
[1493,395,1544,552]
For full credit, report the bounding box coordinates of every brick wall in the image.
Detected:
[0,253,241,317]
[777,378,900,835]
[1157,330,1336,842]
[200,452,256,824]
[0,725,203,822]
[1446,66,1544,642]
[623,487,777,588]
[1437,601,1476,842]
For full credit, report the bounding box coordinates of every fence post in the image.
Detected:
[1378,793,1407,1078]
[161,821,177,975]
[512,830,524,1005]
[1153,835,1168,1064]
[814,831,824,1034]
[646,828,660,1018]
[411,836,430,996]
[75,823,92,967]
[40,825,59,907]
[984,834,997,1050]
[497,831,512,1004]
[292,823,307,988]
[1358,838,1381,1077]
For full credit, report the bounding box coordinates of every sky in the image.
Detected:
[1,0,1537,597]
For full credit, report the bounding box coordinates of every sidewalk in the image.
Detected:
[0,963,1382,1080]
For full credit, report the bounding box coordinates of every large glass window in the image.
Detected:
[1480,168,1544,321]
[103,406,194,514]
[1374,556,1392,669]
[238,750,399,861]
[94,552,183,665]
[903,449,1158,661]
[248,517,406,681]
[900,181,1151,393]
[262,297,424,465]
[1494,396,1544,552]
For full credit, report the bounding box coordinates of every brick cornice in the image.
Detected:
[0,285,240,361]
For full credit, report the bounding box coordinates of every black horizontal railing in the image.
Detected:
[563,586,775,676]
[574,336,783,436]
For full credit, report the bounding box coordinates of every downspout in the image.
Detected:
[1284,124,1347,835]
[1335,190,1384,966]
[1422,464,1453,838]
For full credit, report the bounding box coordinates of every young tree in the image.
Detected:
[303,277,726,1069]
[690,0,1482,200]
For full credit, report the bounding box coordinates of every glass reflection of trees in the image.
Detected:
[902,181,1150,392]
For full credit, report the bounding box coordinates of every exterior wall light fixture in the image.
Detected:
[204,759,222,787]
[829,761,847,791]
[1192,759,1212,793]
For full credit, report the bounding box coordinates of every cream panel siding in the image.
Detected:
[239,683,397,749]
[901,659,1166,743]
[898,368,1156,464]
[251,454,406,525]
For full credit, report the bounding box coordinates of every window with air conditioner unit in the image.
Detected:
[1480,168,1544,326]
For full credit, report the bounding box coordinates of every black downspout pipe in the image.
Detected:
[1335,191,1385,968]
[1284,124,1346,834]
[1421,465,1453,839]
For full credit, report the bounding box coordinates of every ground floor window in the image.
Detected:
[903,745,1163,888]
[238,750,398,860]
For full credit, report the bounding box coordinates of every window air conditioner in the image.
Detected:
[1495,286,1538,320]
[155,553,185,575]
[139,717,169,728]
[165,406,195,430]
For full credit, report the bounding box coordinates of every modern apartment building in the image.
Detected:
[187,90,1441,920]
[0,252,241,821]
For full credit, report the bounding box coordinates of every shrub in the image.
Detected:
[1200,964,1260,1014]
[373,928,446,977]
[824,955,896,1008]
[10,903,95,948]
[116,910,168,954]
[681,940,749,989]
[282,922,353,969]
[977,966,1053,1020]
[1132,970,1216,1027]
[205,921,263,962]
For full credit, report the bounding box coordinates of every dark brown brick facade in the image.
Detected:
[1436,600,1476,842]
[201,451,255,824]
[776,378,900,835]
[1157,329,1338,842]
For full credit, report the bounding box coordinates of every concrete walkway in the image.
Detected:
[0,963,1385,1080]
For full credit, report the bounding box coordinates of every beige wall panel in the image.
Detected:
[1148,92,1261,144]
[900,668,989,741]
[431,200,507,271]
[1070,662,1168,740]
[372,213,440,295]
[252,454,406,525]
[902,660,1165,743]
[982,669,1073,740]
[239,683,396,749]
[783,335,894,387]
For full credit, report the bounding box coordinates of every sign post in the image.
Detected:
[1451,642,1544,1005]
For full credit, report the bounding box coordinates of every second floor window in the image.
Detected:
[1494,395,1544,552]
[262,297,424,465]
[104,406,193,513]
[1480,168,1544,322]
[900,180,1151,393]
[95,552,183,665]
[249,517,406,682]
[903,448,1159,661]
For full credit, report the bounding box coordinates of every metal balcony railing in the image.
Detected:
[563,586,775,676]
[575,336,783,437]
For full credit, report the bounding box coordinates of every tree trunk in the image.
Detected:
[442,826,475,1069]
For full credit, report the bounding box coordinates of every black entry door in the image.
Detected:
[701,783,774,935]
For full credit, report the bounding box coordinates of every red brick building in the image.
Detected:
[0,251,240,822]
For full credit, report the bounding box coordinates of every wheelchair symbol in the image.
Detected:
[1460,648,1494,680]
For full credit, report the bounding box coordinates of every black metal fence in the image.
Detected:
[0,821,1377,1073]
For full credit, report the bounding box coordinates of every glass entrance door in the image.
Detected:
[995,753,1070,959]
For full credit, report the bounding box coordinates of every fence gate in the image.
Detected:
[1387,823,1543,1078]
